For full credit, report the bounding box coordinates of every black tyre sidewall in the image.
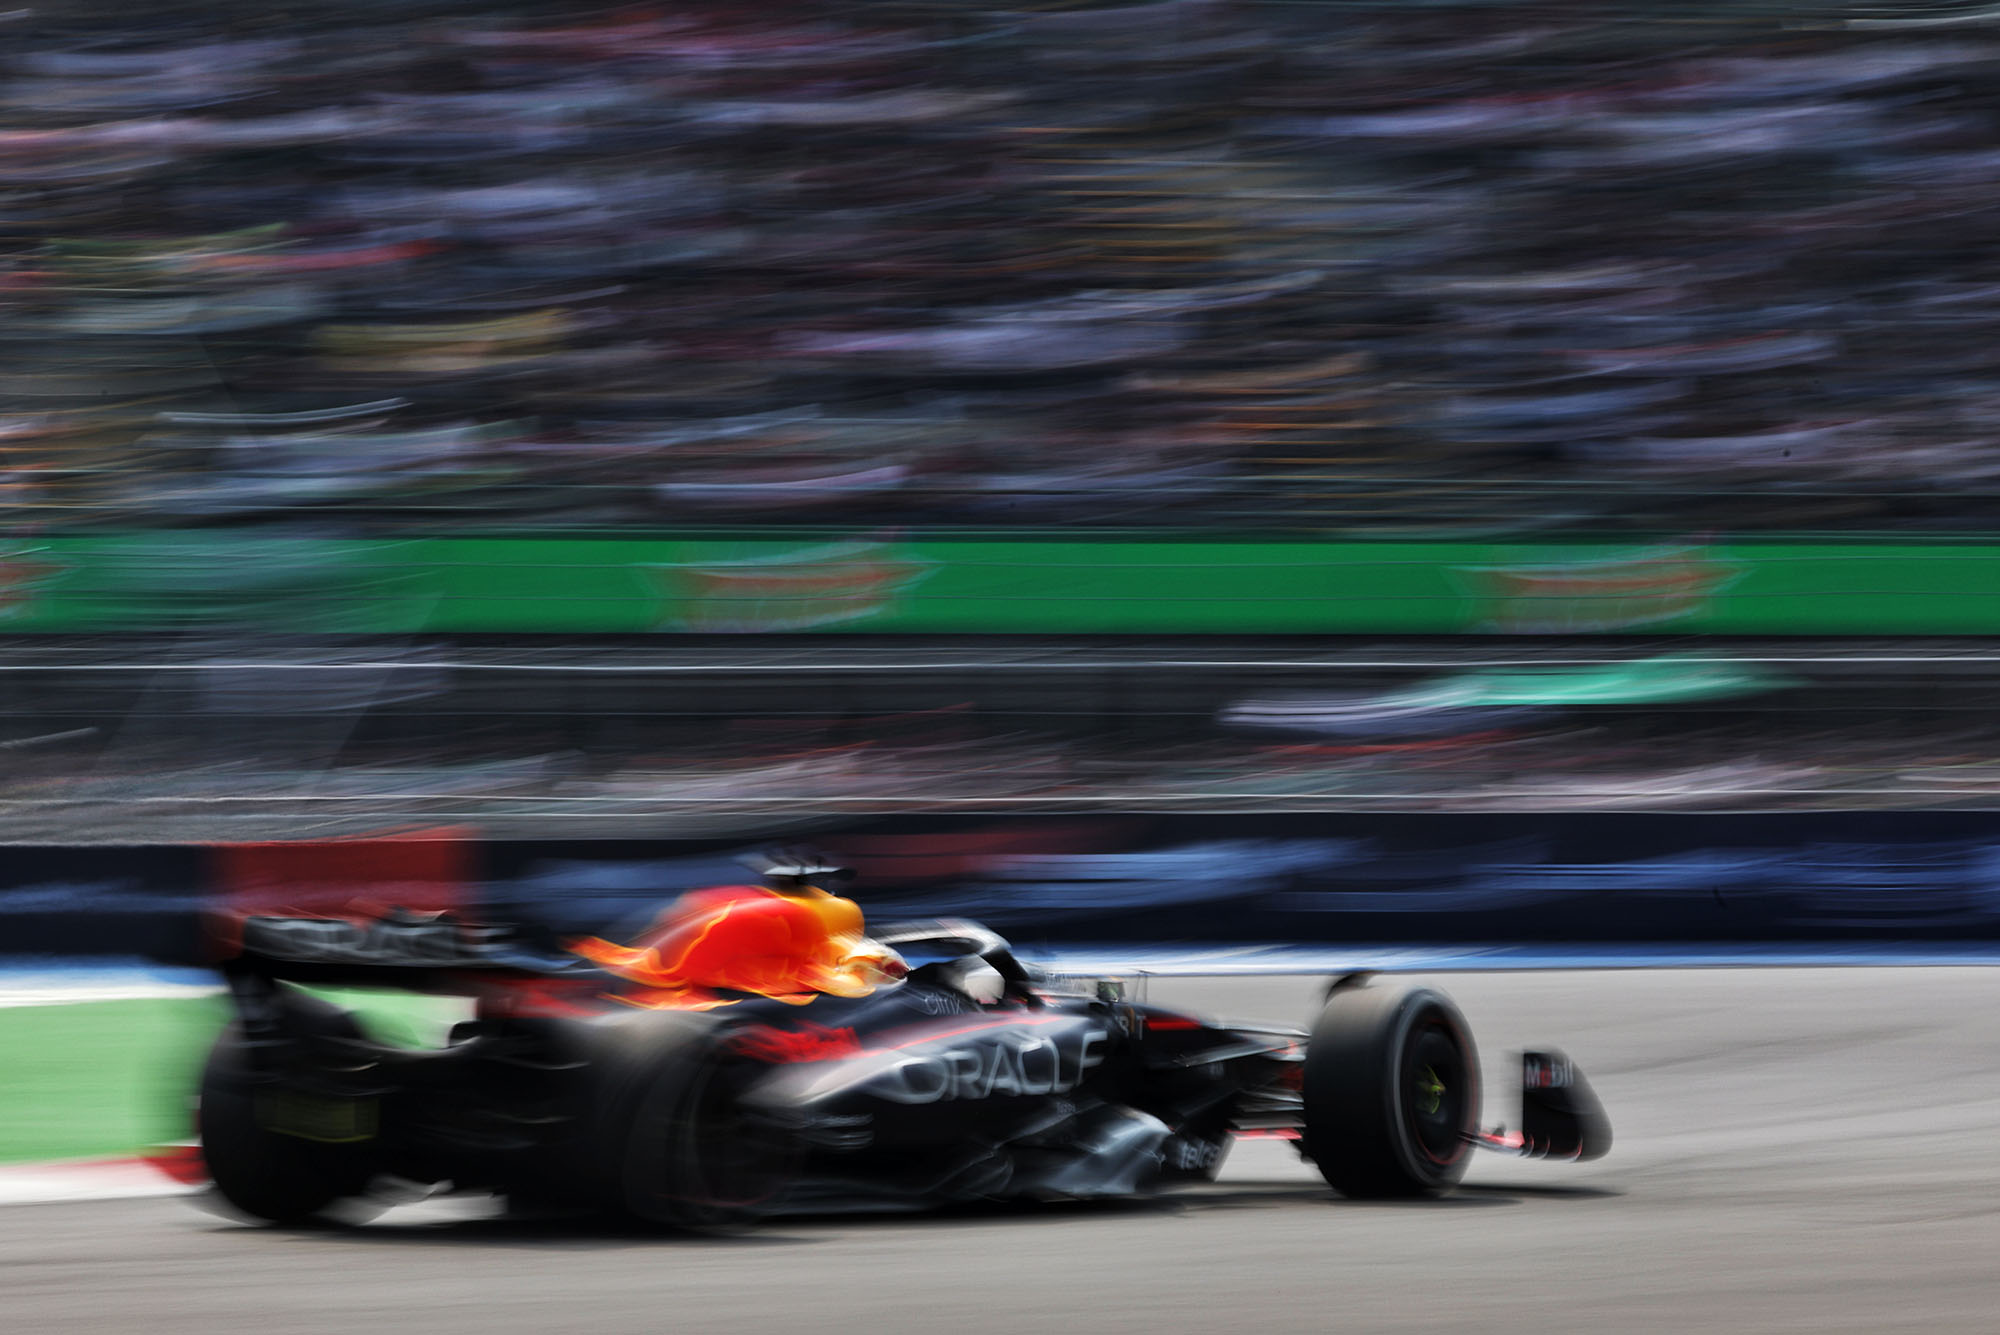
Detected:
[197,1022,372,1225]
[1302,984,1479,1198]
[583,1012,801,1232]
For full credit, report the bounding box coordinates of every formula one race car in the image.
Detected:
[194,866,1610,1229]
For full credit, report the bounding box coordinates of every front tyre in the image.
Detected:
[1301,982,1479,1198]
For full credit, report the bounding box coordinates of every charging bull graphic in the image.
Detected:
[568,866,906,1009]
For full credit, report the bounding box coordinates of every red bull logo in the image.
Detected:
[570,882,903,1010]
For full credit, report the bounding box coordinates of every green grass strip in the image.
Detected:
[0,989,470,1165]
[0,997,224,1164]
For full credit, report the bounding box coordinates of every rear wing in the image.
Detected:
[219,910,601,993]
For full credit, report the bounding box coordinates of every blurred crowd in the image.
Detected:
[3,645,1998,839]
[9,694,1997,840]
[3,0,2000,535]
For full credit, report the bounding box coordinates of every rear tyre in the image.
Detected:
[197,1021,373,1225]
[590,1013,802,1232]
[1301,982,1479,1198]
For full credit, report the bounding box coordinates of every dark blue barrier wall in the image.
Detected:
[479,812,2000,953]
[0,846,208,960]
[7,812,2000,962]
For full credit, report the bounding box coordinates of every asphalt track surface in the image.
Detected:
[10,968,2000,1335]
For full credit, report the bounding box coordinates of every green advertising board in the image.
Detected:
[0,534,1993,634]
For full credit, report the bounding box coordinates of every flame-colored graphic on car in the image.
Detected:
[569,882,904,1010]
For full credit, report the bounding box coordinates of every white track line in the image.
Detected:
[0,980,219,1009]
[0,1157,197,1206]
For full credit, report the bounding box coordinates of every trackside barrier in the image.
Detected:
[8,812,2000,961]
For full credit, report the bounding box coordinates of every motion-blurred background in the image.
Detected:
[0,0,1997,894]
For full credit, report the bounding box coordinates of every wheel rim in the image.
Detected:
[664,1058,798,1225]
[1403,1019,1470,1167]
